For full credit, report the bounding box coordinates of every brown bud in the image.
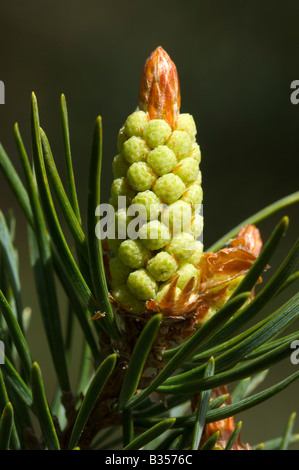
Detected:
[139,46,181,129]
[231,225,263,258]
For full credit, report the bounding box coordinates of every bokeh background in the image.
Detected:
[0,0,299,448]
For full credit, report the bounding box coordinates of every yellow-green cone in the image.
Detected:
[107,47,203,315]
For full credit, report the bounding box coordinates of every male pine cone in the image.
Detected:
[99,46,261,451]
[107,46,204,321]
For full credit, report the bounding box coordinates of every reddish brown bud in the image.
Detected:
[139,46,181,129]
[199,387,252,450]
[231,225,263,258]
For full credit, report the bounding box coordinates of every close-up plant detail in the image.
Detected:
[0,46,299,451]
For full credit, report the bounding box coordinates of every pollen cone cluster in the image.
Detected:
[99,47,262,452]
[103,47,262,360]
[106,47,203,319]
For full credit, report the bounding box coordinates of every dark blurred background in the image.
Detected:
[0,0,299,448]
